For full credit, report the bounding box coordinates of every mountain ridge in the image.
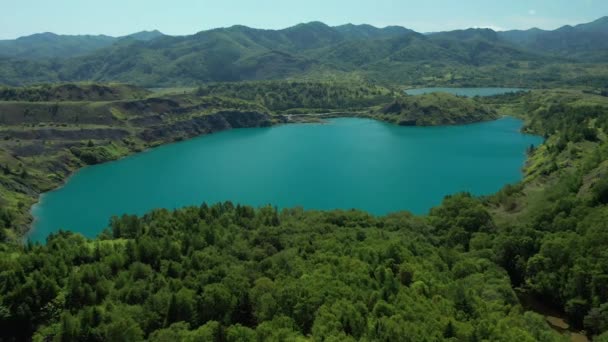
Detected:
[0,17,606,86]
[0,30,166,59]
[3,16,606,45]
[498,16,608,61]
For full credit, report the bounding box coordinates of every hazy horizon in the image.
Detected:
[1,0,606,39]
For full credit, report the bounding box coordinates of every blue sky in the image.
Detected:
[1,0,607,39]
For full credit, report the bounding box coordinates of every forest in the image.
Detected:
[0,199,572,341]
[1,18,608,87]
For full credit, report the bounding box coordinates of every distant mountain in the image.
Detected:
[0,17,606,86]
[569,16,608,33]
[123,30,165,42]
[49,22,549,86]
[304,29,429,68]
[281,22,345,50]
[333,24,415,39]
[0,30,166,59]
[0,33,116,59]
[497,28,547,46]
[499,16,608,61]
[429,28,500,42]
[423,28,551,66]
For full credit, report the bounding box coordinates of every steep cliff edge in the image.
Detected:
[0,88,275,237]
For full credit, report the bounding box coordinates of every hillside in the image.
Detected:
[374,93,497,126]
[0,83,150,101]
[194,81,396,112]
[0,18,607,87]
[477,89,608,340]
[0,30,165,60]
[499,16,608,62]
[0,33,116,59]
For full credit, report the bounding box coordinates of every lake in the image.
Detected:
[405,87,525,97]
[29,117,542,242]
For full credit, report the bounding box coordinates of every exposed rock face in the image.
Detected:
[0,128,130,140]
[116,98,181,115]
[139,111,273,142]
[128,115,164,127]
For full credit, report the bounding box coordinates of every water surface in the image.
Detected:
[405,87,525,97]
[30,117,541,242]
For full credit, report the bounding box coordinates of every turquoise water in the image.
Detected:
[30,117,542,242]
[405,87,525,97]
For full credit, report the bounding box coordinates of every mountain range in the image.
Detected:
[0,30,165,60]
[497,16,608,61]
[0,17,606,87]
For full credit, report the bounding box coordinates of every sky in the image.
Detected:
[1,0,607,39]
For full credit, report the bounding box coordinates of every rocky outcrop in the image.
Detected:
[139,110,273,142]
[116,98,181,116]
[0,128,130,140]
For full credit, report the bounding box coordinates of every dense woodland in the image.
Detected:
[482,90,608,338]
[195,81,395,112]
[0,200,571,341]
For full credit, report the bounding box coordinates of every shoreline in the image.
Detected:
[21,113,569,338]
[25,114,535,243]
